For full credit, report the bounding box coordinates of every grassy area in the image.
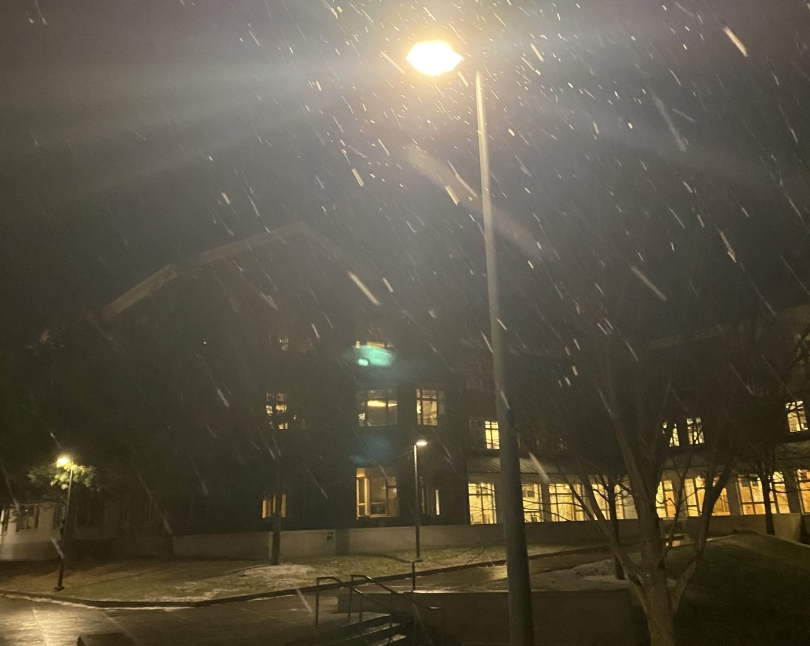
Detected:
[667,533,810,614]
[667,534,810,645]
[0,542,571,602]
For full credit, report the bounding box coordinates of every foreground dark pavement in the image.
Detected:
[0,550,611,646]
[0,593,342,646]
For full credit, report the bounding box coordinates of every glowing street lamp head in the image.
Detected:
[415,439,428,447]
[56,456,72,468]
[406,41,463,76]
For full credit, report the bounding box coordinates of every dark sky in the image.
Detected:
[2,0,810,343]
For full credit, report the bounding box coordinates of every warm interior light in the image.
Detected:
[406,41,463,76]
[415,439,428,447]
[56,456,71,468]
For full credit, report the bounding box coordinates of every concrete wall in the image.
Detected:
[169,520,642,560]
[340,589,637,646]
[0,505,60,561]
[168,513,806,561]
[173,532,270,560]
[686,512,805,541]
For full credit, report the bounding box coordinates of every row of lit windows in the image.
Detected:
[267,395,809,438]
[470,481,637,525]
[469,470,810,525]
[660,403,809,447]
[267,389,448,429]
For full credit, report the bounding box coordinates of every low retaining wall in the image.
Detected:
[338,589,638,646]
[157,514,804,561]
[686,513,804,542]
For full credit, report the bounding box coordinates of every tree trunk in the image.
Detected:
[607,484,625,580]
[761,475,775,536]
[632,480,678,646]
[270,469,283,565]
[270,506,281,565]
[643,568,678,646]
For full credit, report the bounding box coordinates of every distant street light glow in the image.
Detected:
[56,456,71,468]
[415,439,428,447]
[406,41,463,76]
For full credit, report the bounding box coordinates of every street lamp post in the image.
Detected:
[413,439,428,559]
[55,457,75,592]
[407,42,534,646]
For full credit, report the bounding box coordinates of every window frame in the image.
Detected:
[262,493,288,519]
[266,392,289,430]
[356,468,400,518]
[656,480,678,519]
[415,388,446,427]
[797,469,810,513]
[468,481,497,524]
[522,482,543,523]
[787,401,808,433]
[738,472,790,515]
[548,482,586,522]
[357,389,398,427]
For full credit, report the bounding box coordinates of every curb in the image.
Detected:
[0,543,607,609]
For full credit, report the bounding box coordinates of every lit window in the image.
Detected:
[357,389,398,427]
[416,389,445,426]
[469,419,499,449]
[797,470,810,513]
[356,340,393,349]
[738,473,790,515]
[262,493,287,519]
[356,468,399,517]
[522,483,543,522]
[469,482,497,524]
[656,481,678,518]
[664,422,679,447]
[787,401,808,433]
[266,392,288,430]
[548,482,586,522]
[684,476,730,516]
[589,483,626,520]
[686,418,704,444]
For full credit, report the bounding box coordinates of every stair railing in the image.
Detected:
[314,576,344,628]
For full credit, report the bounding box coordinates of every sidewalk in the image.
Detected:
[0,546,613,646]
[0,542,607,606]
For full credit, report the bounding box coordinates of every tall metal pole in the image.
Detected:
[413,443,422,559]
[55,464,75,592]
[476,69,534,646]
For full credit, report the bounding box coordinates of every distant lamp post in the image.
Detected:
[413,439,428,558]
[54,456,76,592]
[407,42,534,646]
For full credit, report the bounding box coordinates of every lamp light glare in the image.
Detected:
[406,41,463,76]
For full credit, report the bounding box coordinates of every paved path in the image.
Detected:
[0,547,611,646]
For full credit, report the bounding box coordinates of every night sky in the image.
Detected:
[2,0,810,354]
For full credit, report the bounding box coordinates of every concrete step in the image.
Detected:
[77,634,136,646]
[284,614,392,646]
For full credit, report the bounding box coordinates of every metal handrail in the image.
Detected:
[349,574,438,614]
[313,572,438,633]
[349,574,441,646]
[314,575,344,628]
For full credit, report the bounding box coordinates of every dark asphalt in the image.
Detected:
[0,593,341,646]
[0,549,611,646]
